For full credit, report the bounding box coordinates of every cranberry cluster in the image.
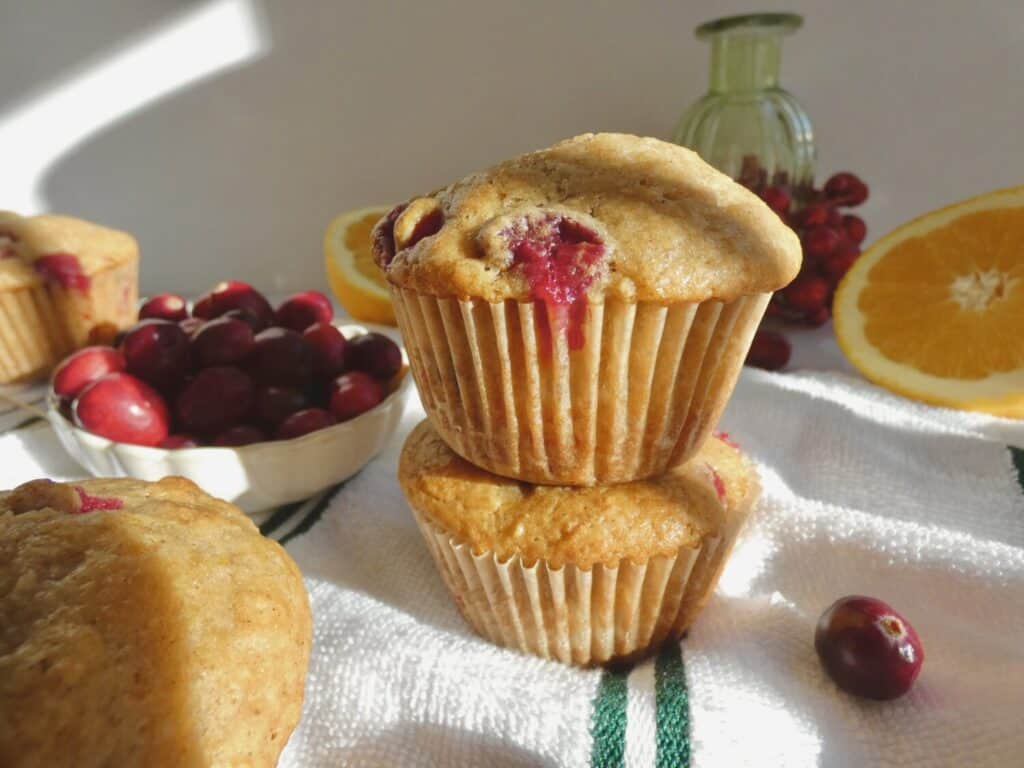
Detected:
[52,281,401,447]
[738,157,871,370]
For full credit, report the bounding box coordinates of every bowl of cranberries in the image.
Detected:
[46,281,411,512]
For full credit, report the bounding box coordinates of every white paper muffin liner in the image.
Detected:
[410,496,753,666]
[392,287,770,485]
[0,259,138,384]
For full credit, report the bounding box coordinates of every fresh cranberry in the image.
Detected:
[212,424,267,446]
[159,434,200,449]
[759,186,791,217]
[247,327,313,385]
[255,384,308,427]
[73,373,170,446]
[815,595,923,700]
[784,275,830,313]
[329,371,385,422]
[822,241,860,283]
[806,306,832,327]
[139,293,188,322]
[191,317,255,367]
[276,408,336,440]
[52,346,126,399]
[73,486,123,513]
[842,214,867,245]
[121,320,191,387]
[824,172,869,207]
[346,332,400,380]
[275,290,334,332]
[34,253,89,292]
[745,330,791,371]
[303,322,348,377]
[504,213,606,352]
[372,203,409,268]
[795,202,831,229]
[175,366,254,435]
[220,308,264,332]
[192,280,275,330]
[802,226,843,260]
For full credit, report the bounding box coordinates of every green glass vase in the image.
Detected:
[673,13,816,199]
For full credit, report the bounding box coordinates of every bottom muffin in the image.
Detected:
[398,421,760,666]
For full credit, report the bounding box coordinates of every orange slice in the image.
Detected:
[324,206,395,325]
[834,186,1024,418]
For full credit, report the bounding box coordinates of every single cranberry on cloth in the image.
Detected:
[374,133,801,485]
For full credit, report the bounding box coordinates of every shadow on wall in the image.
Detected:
[33,0,695,295]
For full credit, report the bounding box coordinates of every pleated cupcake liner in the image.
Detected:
[0,259,138,384]
[392,287,770,485]
[410,492,754,667]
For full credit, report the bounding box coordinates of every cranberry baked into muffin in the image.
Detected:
[0,211,138,383]
[375,133,800,485]
[0,477,310,768]
[399,420,759,666]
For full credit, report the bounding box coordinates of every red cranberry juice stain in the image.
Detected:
[704,463,726,502]
[371,203,409,268]
[506,216,604,354]
[35,253,90,293]
[73,486,123,513]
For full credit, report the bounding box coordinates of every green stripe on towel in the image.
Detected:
[655,643,691,768]
[591,665,629,768]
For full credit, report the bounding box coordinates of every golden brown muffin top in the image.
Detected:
[0,211,139,291]
[374,133,801,304]
[399,421,759,569]
[0,476,310,768]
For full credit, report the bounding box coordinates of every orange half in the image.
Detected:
[834,186,1024,418]
[324,206,395,325]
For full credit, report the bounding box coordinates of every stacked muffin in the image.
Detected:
[379,133,801,665]
[0,211,139,383]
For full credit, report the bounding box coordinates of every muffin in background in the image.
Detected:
[375,133,800,485]
[0,211,138,383]
[0,476,311,768]
[399,420,760,666]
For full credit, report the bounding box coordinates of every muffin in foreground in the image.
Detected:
[0,476,311,768]
[375,133,800,485]
[0,211,138,383]
[399,420,760,666]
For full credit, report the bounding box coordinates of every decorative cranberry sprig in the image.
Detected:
[737,156,870,370]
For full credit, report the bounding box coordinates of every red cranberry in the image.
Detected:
[255,385,309,427]
[815,595,923,700]
[745,330,791,371]
[824,172,869,207]
[175,366,254,435]
[842,214,867,245]
[759,186,791,217]
[159,434,200,449]
[784,275,830,313]
[34,253,89,293]
[73,373,170,446]
[822,241,860,283]
[247,327,313,385]
[192,280,275,330]
[347,332,401,380]
[304,322,348,377]
[372,203,409,268]
[212,424,267,446]
[329,371,385,422]
[276,408,336,440]
[191,317,255,367]
[74,486,123,513]
[52,346,126,399]
[139,293,188,322]
[179,317,204,337]
[121,320,191,387]
[220,308,264,332]
[806,306,832,327]
[275,290,334,332]
[802,226,843,260]
[795,202,831,229]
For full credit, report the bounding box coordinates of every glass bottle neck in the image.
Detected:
[708,32,782,92]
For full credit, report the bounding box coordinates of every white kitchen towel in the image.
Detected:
[1,368,1022,767]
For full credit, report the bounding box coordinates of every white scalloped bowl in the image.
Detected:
[47,323,410,513]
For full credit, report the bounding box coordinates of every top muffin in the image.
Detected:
[0,211,138,292]
[373,132,801,304]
